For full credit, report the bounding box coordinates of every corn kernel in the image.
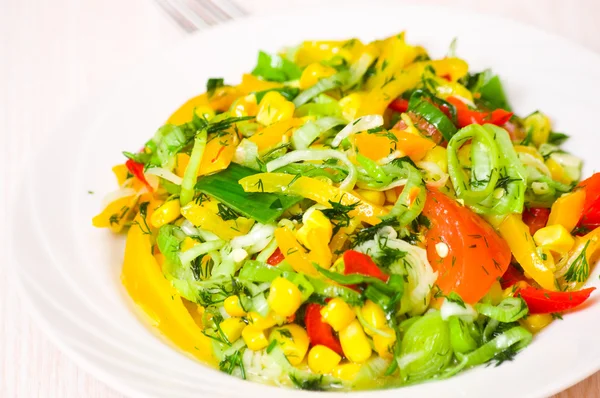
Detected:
[546,157,571,184]
[384,189,398,205]
[332,362,362,380]
[296,209,334,268]
[339,93,363,121]
[372,327,396,359]
[224,296,246,317]
[180,236,198,252]
[524,111,551,147]
[219,317,246,343]
[248,311,278,330]
[423,146,448,173]
[242,325,269,351]
[533,224,575,254]
[256,91,295,126]
[521,313,553,333]
[356,189,386,206]
[268,277,303,317]
[230,94,258,117]
[360,300,387,336]
[269,324,309,365]
[339,320,372,363]
[308,345,342,374]
[321,298,356,332]
[299,63,336,90]
[150,199,181,228]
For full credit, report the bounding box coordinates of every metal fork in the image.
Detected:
[154,0,247,33]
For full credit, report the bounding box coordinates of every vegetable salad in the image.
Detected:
[93,32,599,390]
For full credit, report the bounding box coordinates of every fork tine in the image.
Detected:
[212,0,247,19]
[185,0,227,25]
[154,0,200,32]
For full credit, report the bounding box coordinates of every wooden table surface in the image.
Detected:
[2,0,599,396]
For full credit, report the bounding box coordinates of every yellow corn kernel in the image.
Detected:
[224,296,246,317]
[296,209,334,269]
[220,317,246,343]
[175,153,190,178]
[332,362,362,380]
[423,146,448,173]
[308,345,342,374]
[524,111,551,147]
[112,164,129,186]
[521,313,553,333]
[339,320,372,363]
[338,92,364,121]
[256,91,295,126]
[180,237,198,252]
[360,300,387,336]
[384,189,398,205]
[299,63,336,90]
[356,189,386,207]
[150,200,181,228]
[230,94,258,117]
[533,224,575,254]
[269,324,309,365]
[242,325,269,351]
[194,105,215,121]
[248,311,278,330]
[372,327,397,359]
[546,157,571,185]
[268,277,303,317]
[321,298,356,332]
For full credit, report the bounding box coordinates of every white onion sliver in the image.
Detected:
[331,115,383,147]
[266,149,357,191]
[101,188,137,208]
[518,152,551,177]
[231,223,276,254]
[145,167,183,185]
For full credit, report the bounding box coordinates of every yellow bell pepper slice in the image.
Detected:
[352,129,436,162]
[122,215,214,364]
[208,86,242,112]
[547,189,585,232]
[199,131,238,176]
[166,94,210,125]
[180,200,254,240]
[238,173,387,225]
[274,227,319,276]
[329,217,361,258]
[237,74,282,94]
[112,164,129,186]
[92,194,139,232]
[365,33,420,91]
[495,214,557,291]
[248,118,302,153]
[294,39,365,67]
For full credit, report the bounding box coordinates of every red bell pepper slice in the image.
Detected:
[446,96,513,128]
[304,303,343,355]
[266,248,285,266]
[343,250,389,282]
[125,159,153,192]
[388,98,409,113]
[517,286,596,314]
[577,173,600,230]
[522,207,551,235]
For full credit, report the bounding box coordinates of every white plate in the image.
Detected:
[9,2,600,397]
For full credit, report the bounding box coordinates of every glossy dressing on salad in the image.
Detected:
[94,32,599,391]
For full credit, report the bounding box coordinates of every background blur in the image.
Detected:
[1,0,600,396]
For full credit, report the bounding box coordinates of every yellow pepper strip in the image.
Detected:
[366,33,420,91]
[237,73,282,94]
[358,58,468,116]
[92,194,139,232]
[199,131,239,176]
[294,39,365,67]
[274,227,319,276]
[495,214,557,291]
[353,129,436,162]
[546,157,572,185]
[121,215,214,364]
[239,173,388,225]
[175,153,190,178]
[556,226,600,290]
[248,118,302,153]
[166,93,209,125]
[180,200,254,240]
[547,189,585,232]
[208,86,242,112]
[112,164,129,186]
[296,209,334,269]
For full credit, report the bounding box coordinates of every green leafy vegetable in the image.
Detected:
[252,51,302,82]
[206,78,225,97]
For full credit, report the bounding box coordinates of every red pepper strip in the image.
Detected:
[522,207,551,235]
[445,96,513,128]
[517,286,596,314]
[343,250,389,282]
[500,265,527,289]
[577,173,600,229]
[125,159,153,192]
[266,248,285,266]
[304,303,343,355]
[387,98,409,113]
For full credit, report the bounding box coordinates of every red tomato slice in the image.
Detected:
[422,188,512,304]
[522,207,550,235]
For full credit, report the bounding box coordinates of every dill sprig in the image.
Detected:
[564,240,591,283]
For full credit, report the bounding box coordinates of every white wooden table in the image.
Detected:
[2,0,600,396]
